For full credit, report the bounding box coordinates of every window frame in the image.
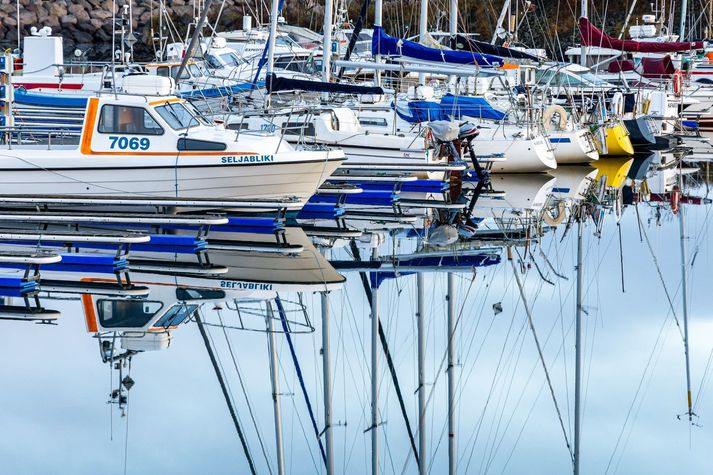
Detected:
[97,104,165,136]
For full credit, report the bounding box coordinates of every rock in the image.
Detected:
[67,3,84,15]
[47,2,67,17]
[70,29,93,43]
[38,15,60,28]
[3,15,17,27]
[93,10,114,20]
[60,14,77,25]
[18,11,36,25]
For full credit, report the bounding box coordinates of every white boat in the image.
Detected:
[474,173,557,215]
[0,76,344,202]
[235,107,443,168]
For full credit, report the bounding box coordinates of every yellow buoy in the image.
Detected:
[593,157,634,188]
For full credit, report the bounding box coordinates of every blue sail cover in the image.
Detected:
[395,94,506,124]
[372,26,503,67]
[440,94,506,121]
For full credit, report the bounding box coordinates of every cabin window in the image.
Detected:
[98,105,164,135]
[153,303,198,328]
[359,117,388,127]
[283,121,315,136]
[156,102,201,130]
[177,138,226,151]
[156,66,170,77]
[206,55,222,69]
[176,288,226,300]
[97,300,163,328]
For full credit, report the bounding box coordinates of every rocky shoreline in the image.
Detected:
[0,0,252,60]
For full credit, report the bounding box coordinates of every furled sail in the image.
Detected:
[371,26,503,67]
[579,17,703,53]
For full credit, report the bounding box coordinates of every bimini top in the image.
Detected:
[371,26,503,68]
[579,17,704,53]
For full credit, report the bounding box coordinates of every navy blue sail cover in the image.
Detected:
[453,34,539,61]
[266,74,384,94]
[371,26,503,67]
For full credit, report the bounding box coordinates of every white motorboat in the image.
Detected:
[0,76,344,203]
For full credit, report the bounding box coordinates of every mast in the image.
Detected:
[446,273,456,475]
[321,252,335,475]
[370,248,380,475]
[448,0,457,87]
[492,0,511,44]
[267,302,286,475]
[579,0,587,65]
[175,0,214,81]
[573,217,584,475]
[416,273,427,475]
[618,0,638,39]
[679,201,694,423]
[195,313,257,475]
[373,0,382,86]
[418,0,428,85]
[680,0,688,39]
[265,0,280,107]
[322,0,333,102]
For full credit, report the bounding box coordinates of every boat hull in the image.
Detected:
[0,149,344,203]
[548,129,599,164]
[474,134,557,173]
[599,124,635,156]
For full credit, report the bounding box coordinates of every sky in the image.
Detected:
[1,199,713,474]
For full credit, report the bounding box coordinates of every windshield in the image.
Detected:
[156,102,202,130]
[97,300,163,328]
[153,303,198,328]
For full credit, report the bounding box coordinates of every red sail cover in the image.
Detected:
[579,17,703,52]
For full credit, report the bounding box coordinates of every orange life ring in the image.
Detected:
[673,70,683,95]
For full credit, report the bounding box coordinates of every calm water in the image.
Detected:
[0,181,712,474]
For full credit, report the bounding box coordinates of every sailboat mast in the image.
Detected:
[265,0,280,107]
[374,0,383,86]
[492,0,511,44]
[267,302,286,475]
[322,0,333,102]
[580,0,587,65]
[321,257,335,474]
[574,218,584,475]
[417,273,427,475]
[446,272,456,475]
[370,248,380,475]
[679,203,694,422]
[449,0,457,85]
[175,0,213,81]
[679,0,688,39]
[418,0,428,84]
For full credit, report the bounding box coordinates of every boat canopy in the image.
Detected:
[371,26,503,67]
[266,73,384,94]
[396,94,507,124]
[641,55,675,79]
[579,17,704,52]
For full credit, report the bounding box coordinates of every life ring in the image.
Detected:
[673,70,683,95]
[542,201,567,226]
[542,105,568,132]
